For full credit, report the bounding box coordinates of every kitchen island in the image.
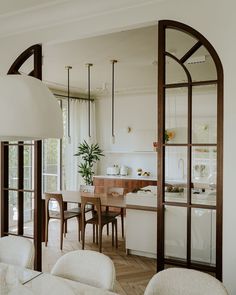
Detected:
[125,185,216,265]
[93,175,157,193]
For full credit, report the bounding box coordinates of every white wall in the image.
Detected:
[96,93,157,176]
[0,0,235,292]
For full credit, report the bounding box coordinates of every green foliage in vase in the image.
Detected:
[74,140,104,185]
[165,130,169,142]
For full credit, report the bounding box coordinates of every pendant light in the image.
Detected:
[111,60,117,143]
[86,63,93,137]
[65,65,72,143]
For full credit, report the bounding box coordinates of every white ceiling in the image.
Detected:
[0,1,216,98]
[41,25,158,97]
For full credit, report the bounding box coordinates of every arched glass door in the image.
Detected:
[157,20,223,279]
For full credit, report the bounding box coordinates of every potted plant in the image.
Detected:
[74,140,104,185]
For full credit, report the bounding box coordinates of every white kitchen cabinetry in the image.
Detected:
[125,193,157,258]
[125,187,216,265]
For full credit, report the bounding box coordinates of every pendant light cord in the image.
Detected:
[65,66,72,140]
[86,63,93,137]
[111,60,117,139]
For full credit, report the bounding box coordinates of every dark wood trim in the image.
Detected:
[1,143,9,236]
[165,258,216,273]
[126,205,157,212]
[3,188,34,193]
[164,201,216,210]
[18,142,24,236]
[158,20,223,279]
[180,41,202,63]
[163,143,217,147]
[165,80,218,89]
[1,44,43,272]
[2,143,34,146]
[157,19,166,272]
[34,141,42,271]
[3,232,33,239]
[8,45,42,76]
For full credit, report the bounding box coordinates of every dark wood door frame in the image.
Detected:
[1,44,43,271]
[157,20,223,280]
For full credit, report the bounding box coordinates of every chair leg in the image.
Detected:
[112,222,114,247]
[99,225,103,253]
[96,225,98,244]
[121,209,124,238]
[64,222,67,238]
[92,224,95,243]
[77,216,81,242]
[45,218,49,247]
[106,206,109,236]
[60,220,64,250]
[115,219,118,248]
[82,223,86,250]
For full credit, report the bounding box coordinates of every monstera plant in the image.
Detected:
[74,140,104,185]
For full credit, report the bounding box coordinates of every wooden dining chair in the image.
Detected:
[45,193,81,250]
[67,185,95,214]
[81,196,118,252]
[104,187,125,238]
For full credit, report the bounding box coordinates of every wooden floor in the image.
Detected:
[42,217,156,295]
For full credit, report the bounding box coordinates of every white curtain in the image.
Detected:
[64,99,96,190]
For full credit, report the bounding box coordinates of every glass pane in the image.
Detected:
[9,145,18,189]
[43,139,60,192]
[165,205,187,260]
[165,88,188,144]
[166,56,188,84]
[166,29,197,60]
[24,145,33,190]
[24,192,34,237]
[165,147,187,203]
[192,147,216,206]
[9,190,18,234]
[192,85,217,144]
[191,208,216,266]
[185,46,217,82]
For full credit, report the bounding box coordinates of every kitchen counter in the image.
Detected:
[94,175,157,181]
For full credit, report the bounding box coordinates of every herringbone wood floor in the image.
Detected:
[42,217,156,295]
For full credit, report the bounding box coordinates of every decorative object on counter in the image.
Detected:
[142,171,150,177]
[165,129,175,143]
[74,140,104,185]
[137,168,142,176]
[165,185,184,193]
[120,165,128,176]
[106,165,120,175]
[132,188,152,193]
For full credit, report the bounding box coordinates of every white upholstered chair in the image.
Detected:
[51,250,116,291]
[144,268,228,295]
[0,236,34,269]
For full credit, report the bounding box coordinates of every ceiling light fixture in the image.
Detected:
[111,60,117,143]
[0,75,63,141]
[86,63,93,137]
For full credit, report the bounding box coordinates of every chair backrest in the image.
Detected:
[45,193,64,219]
[80,185,95,193]
[81,196,101,225]
[107,187,124,196]
[0,236,35,269]
[144,268,229,295]
[51,250,116,291]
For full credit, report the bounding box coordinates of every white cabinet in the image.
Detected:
[125,188,216,265]
[125,193,157,258]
